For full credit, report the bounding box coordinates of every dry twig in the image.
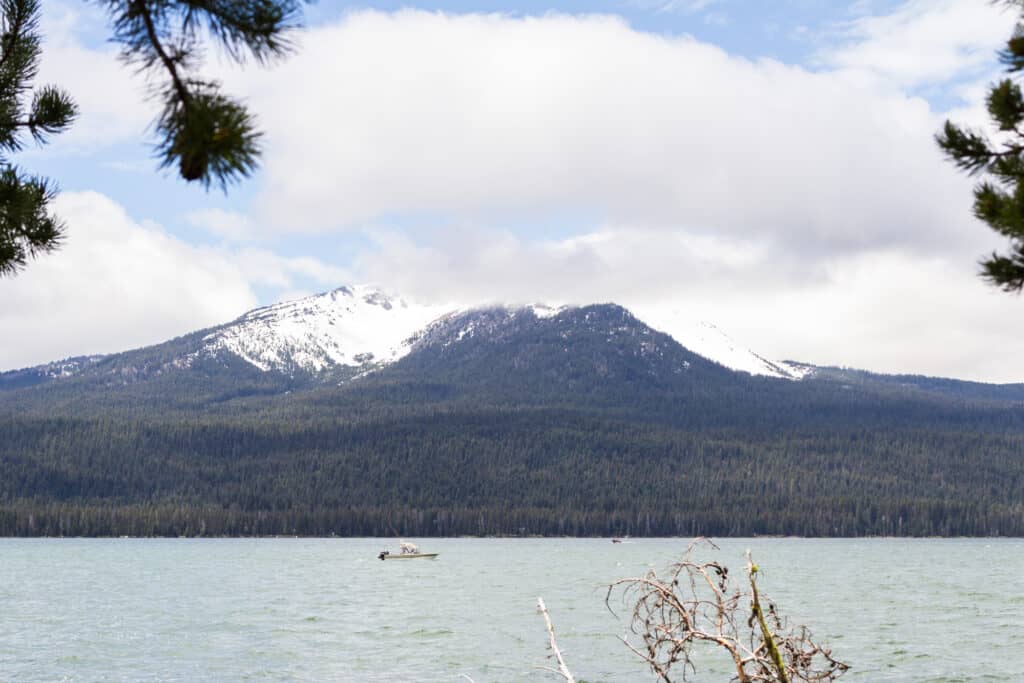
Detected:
[605,538,848,682]
[537,597,576,682]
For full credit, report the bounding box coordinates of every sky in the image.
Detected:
[2,0,1023,382]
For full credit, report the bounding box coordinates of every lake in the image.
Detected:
[0,538,1021,682]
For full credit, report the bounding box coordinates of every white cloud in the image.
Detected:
[205,6,1024,381]
[353,223,785,305]
[0,193,347,370]
[628,0,722,15]
[218,9,985,262]
[0,192,257,369]
[8,3,1024,382]
[187,208,256,242]
[703,11,728,27]
[32,2,153,154]
[821,0,1010,89]
[353,224,1024,382]
[9,195,1011,379]
[634,250,1024,384]
[234,248,353,288]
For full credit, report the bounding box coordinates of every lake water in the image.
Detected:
[0,538,1021,682]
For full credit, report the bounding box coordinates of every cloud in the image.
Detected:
[352,224,1024,382]
[0,193,346,370]
[206,5,1024,381]
[5,193,1018,381]
[353,223,789,305]
[234,248,353,288]
[0,193,256,369]
[821,0,1010,89]
[33,2,153,154]
[703,11,728,26]
[9,3,1024,382]
[216,9,986,263]
[628,0,723,15]
[187,209,256,242]
[635,249,1024,385]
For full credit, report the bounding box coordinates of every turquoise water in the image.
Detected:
[0,538,1021,682]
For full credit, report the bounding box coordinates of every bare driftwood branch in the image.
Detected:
[537,597,576,683]
[606,538,849,682]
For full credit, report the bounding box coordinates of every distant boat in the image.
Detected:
[378,541,439,560]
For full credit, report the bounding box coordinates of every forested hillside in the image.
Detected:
[2,304,1022,537]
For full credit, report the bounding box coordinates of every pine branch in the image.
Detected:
[178,0,301,64]
[134,0,193,112]
[987,79,1024,131]
[105,0,302,189]
[999,21,1024,72]
[940,2,1024,293]
[24,85,77,143]
[936,122,1002,176]
[0,0,41,92]
[981,245,1024,292]
[0,0,75,276]
[0,165,63,276]
[155,84,261,189]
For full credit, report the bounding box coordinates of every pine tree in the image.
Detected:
[0,0,76,276]
[105,0,301,188]
[938,2,1024,292]
[0,0,302,277]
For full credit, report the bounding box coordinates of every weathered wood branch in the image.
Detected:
[537,597,575,683]
[606,538,848,682]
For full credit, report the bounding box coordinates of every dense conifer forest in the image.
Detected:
[1,304,1022,537]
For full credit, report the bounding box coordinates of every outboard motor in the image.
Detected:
[378,550,389,560]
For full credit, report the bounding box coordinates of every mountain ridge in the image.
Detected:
[2,286,1024,537]
[0,283,950,384]
[6,284,1024,400]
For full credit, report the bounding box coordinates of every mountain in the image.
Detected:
[201,285,452,375]
[0,355,105,390]
[2,286,1023,538]
[0,285,810,392]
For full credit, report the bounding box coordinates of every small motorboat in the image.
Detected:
[378,541,439,560]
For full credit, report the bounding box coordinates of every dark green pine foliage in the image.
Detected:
[0,0,302,276]
[938,2,1024,291]
[105,0,302,189]
[0,0,76,276]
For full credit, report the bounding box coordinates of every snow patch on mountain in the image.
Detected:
[0,355,106,383]
[198,286,806,380]
[530,303,567,319]
[202,285,455,373]
[634,310,805,380]
[776,361,816,380]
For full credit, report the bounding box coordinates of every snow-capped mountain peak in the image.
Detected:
[192,286,807,381]
[201,285,456,374]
